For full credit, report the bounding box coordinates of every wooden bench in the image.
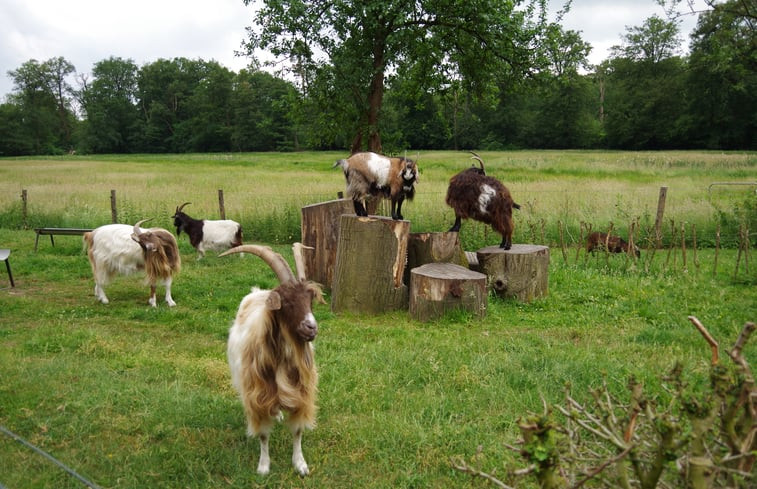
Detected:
[34,227,93,251]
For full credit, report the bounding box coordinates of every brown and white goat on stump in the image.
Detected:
[445,153,520,249]
[83,219,181,306]
[334,151,419,220]
[222,244,325,476]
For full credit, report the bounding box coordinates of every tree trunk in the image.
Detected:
[409,263,487,321]
[404,232,468,285]
[300,198,354,289]
[476,244,549,302]
[331,215,409,314]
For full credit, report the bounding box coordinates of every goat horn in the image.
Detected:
[220,245,296,284]
[469,151,485,173]
[133,218,153,235]
[177,202,191,212]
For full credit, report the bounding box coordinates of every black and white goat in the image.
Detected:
[334,152,419,220]
[222,244,325,476]
[83,220,181,306]
[445,153,520,250]
[172,202,242,258]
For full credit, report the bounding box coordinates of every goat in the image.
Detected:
[334,151,419,220]
[172,202,242,258]
[83,220,181,307]
[445,153,520,249]
[586,231,640,257]
[222,244,325,476]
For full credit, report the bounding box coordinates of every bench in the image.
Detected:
[34,227,93,251]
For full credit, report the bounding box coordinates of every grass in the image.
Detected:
[0,151,755,488]
[0,150,755,249]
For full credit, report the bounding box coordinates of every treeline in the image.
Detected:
[0,6,754,156]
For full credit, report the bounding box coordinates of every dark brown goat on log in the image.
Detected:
[445,153,520,249]
[586,232,640,257]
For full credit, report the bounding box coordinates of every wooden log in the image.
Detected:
[331,215,410,314]
[409,263,487,321]
[403,232,468,285]
[300,199,354,288]
[476,244,549,302]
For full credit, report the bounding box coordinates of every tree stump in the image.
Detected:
[409,263,487,321]
[476,244,549,302]
[300,199,353,288]
[331,215,410,314]
[403,232,468,285]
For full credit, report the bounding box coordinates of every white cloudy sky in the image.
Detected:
[0,0,708,99]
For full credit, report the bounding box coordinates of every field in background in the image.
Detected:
[0,151,755,488]
[0,150,755,250]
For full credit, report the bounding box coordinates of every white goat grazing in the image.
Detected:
[83,220,181,307]
[223,244,324,476]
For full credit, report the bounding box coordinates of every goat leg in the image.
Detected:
[391,197,405,220]
[352,199,368,217]
[449,216,462,232]
[257,433,271,475]
[292,428,309,476]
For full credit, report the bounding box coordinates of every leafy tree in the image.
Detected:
[6,58,78,154]
[0,102,33,155]
[604,16,688,149]
[610,15,683,62]
[175,61,235,152]
[241,0,565,153]
[79,57,140,153]
[231,69,299,151]
[685,0,757,149]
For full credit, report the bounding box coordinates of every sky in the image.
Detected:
[0,0,708,100]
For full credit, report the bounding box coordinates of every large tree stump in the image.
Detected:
[404,232,468,285]
[409,263,487,321]
[300,199,353,288]
[331,215,410,314]
[476,244,549,302]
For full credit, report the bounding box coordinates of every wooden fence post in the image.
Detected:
[218,189,226,219]
[110,190,117,223]
[654,186,668,248]
[21,189,28,229]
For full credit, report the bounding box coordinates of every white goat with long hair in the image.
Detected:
[83,219,181,306]
[222,243,324,476]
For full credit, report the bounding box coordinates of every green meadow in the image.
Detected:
[0,151,755,488]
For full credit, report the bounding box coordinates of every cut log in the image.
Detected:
[404,232,468,285]
[409,263,487,321]
[300,199,353,288]
[476,244,549,302]
[331,215,410,314]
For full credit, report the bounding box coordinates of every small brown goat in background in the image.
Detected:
[586,231,640,257]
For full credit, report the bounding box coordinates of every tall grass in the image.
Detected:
[0,150,754,249]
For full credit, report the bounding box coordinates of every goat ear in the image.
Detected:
[265,291,282,310]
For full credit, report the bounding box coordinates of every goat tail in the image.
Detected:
[333,159,348,170]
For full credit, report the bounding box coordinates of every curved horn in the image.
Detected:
[133,218,153,236]
[177,202,191,213]
[469,151,485,174]
[220,245,296,284]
